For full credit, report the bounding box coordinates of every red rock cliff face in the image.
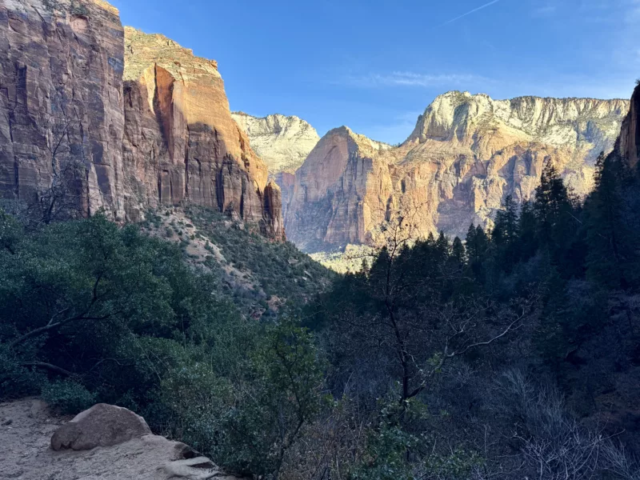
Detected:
[0,2,284,240]
[122,28,283,239]
[0,0,126,218]
[286,93,628,252]
[616,83,640,169]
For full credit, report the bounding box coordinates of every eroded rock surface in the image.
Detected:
[232,112,320,218]
[286,92,629,251]
[232,112,320,176]
[0,0,284,240]
[51,403,151,451]
[0,399,241,479]
[0,0,126,219]
[616,83,640,169]
[123,28,283,238]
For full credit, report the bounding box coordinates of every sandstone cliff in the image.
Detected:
[615,83,640,169]
[0,0,284,240]
[123,28,283,239]
[232,112,320,217]
[286,92,629,251]
[0,0,126,219]
[231,112,320,176]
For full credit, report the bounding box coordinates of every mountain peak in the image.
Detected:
[232,112,320,176]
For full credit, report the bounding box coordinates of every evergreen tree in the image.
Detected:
[517,200,538,261]
[533,162,578,264]
[451,237,466,265]
[493,195,519,247]
[585,152,636,288]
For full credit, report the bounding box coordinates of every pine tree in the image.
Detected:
[533,162,577,257]
[451,237,466,265]
[517,200,538,261]
[586,153,629,288]
[435,231,451,263]
[493,195,519,247]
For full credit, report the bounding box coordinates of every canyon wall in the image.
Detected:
[0,0,284,239]
[286,92,629,252]
[616,83,640,169]
[232,112,320,217]
[0,0,126,218]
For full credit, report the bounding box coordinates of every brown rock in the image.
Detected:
[0,1,284,240]
[51,403,151,451]
[1,399,243,479]
[616,83,640,169]
[122,27,284,239]
[286,93,628,251]
[0,0,126,219]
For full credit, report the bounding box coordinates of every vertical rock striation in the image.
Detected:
[0,1,284,240]
[616,83,640,169]
[122,28,284,239]
[232,112,320,218]
[0,0,126,218]
[286,92,629,251]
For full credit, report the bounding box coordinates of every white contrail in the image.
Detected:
[440,0,501,26]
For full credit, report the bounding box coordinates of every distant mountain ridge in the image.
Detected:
[232,112,321,176]
[284,91,629,252]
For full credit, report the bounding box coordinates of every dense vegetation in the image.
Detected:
[1,145,640,479]
[140,205,334,318]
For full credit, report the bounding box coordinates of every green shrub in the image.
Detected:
[42,380,97,415]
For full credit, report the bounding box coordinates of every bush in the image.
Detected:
[0,346,45,401]
[42,380,96,415]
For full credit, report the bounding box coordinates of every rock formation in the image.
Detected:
[0,0,284,240]
[0,399,242,479]
[231,112,319,176]
[615,83,640,169]
[232,112,320,215]
[123,28,283,238]
[0,0,126,219]
[286,92,628,252]
[51,403,152,451]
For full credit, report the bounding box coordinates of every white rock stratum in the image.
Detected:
[284,91,629,252]
[232,112,321,176]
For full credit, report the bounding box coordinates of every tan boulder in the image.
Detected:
[0,399,243,479]
[51,403,152,451]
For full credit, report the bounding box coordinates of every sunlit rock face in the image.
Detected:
[232,112,320,176]
[232,112,320,219]
[0,1,284,240]
[0,0,127,218]
[286,92,629,252]
[123,28,284,239]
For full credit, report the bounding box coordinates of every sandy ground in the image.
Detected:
[0,399,236,479]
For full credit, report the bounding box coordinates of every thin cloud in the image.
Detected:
[439,0,501,26]
[343,72,490,89]
[532,5,558,17]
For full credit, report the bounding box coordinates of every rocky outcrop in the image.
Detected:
[0,399,242,479]
[51,403,151,451]
[123,28,283,239]
[0,0,126,219]
[286,92,628,251]
[232,112,320,218]
[232,112,320,176]
[616,83,640,169]
[0,0,284,240]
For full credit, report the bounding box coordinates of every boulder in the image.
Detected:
[51,403,151,451]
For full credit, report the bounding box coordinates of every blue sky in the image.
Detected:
[110,0,640,144]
